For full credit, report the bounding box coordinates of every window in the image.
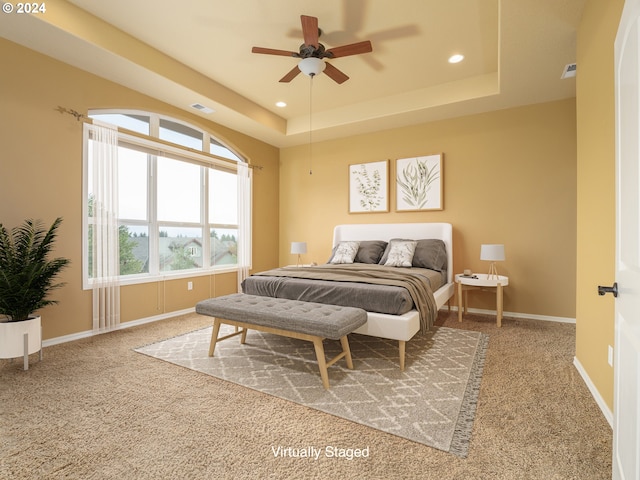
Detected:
[83,111,250,287]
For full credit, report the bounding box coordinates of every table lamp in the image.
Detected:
[291,242,307,267]
[480,244,505,279]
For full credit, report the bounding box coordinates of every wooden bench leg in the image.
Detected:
[209,318,247,356]
[399,340,406,371]
[209,319,222,357]
[208,317,358,389]
[312,338,331,390]
[339,336,354,369]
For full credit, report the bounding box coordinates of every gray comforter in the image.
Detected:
[241,263,441,333]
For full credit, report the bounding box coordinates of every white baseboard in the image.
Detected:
[42,307,196,348]
[573,356,613,428]
[45,305,574,348]
[447,305,576,324]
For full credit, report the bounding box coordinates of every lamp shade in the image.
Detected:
[298,57,326,77]
[480,244,505,261]
[291,242,307,254]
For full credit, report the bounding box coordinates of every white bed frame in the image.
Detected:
[332,223,454,370]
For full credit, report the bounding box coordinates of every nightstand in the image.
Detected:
[455,273,509,327]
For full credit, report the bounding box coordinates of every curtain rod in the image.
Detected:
[55,106,262,170]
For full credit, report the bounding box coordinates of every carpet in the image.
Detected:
[135,324,488,458]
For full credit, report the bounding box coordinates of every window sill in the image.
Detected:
[84,266,242,290]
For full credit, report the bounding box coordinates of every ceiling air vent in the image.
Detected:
[561,63,577,79]
[190,103,214,114]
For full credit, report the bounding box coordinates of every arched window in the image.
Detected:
[82,111,251,287]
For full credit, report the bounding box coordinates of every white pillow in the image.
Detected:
[384,240,417,267]
[330,241,360,264]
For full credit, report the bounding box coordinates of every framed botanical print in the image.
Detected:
[395,154,443,211]
[348,160,389,213]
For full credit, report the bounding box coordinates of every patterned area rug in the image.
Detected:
[135,325,488,457]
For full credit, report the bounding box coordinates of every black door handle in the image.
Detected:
[598,282,618,298]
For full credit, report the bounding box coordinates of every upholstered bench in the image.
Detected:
[195,293,367,389]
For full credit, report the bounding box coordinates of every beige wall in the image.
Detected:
[575,0,624,411]
[280,99,577,319]
[0,38,280,340]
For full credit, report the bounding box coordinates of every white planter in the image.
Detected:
[0,316,42,365]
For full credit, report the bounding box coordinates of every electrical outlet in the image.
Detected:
[187,281,193,291]
[608,345,613,367]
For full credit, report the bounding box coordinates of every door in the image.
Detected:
[614,1,640,478]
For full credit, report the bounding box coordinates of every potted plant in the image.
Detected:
[0,217,70,367]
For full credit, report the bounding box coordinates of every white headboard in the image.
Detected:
[332,223,453,284]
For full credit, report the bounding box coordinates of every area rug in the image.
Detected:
[135,325,488,457]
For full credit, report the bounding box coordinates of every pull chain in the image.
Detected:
[309,75,313,175]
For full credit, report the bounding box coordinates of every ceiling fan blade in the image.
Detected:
[326,40,373,58]
[252,46,297,57]
[323,62,349,84]
[301,15,319,47]
[279,66,302,83]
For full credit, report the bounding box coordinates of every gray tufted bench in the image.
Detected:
[195,293,367,389]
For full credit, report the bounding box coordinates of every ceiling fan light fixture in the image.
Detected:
[252,15,370,84]
[298,57,326,77]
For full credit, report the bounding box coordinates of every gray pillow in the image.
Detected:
[328,240,388,264]
[354,240,388,264]
[379,238,447,271]
[412,239,448,271]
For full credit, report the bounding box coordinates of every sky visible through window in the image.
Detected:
[91,113,239,238]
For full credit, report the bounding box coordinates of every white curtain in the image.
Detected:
[237,162,252,292]
[89,122,121,332]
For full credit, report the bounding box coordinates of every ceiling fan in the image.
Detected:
[251,15,373,84]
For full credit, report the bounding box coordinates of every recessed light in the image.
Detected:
[448,54,464,64]
[276,101,287,108]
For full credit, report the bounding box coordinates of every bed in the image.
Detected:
[241,223,454,369]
